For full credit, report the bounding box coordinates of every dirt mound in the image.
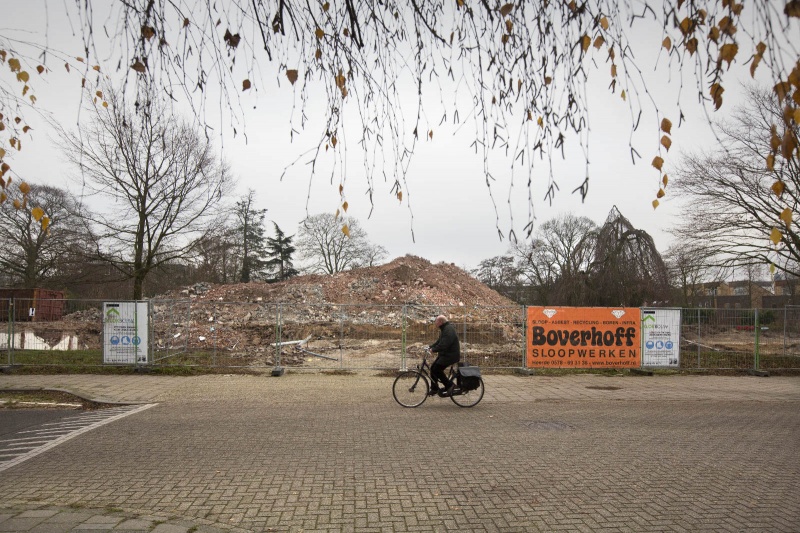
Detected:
[171,255,516,308]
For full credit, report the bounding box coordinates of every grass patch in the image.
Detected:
[0,389,119,410]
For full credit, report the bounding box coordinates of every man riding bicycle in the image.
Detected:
[428,314,460,396]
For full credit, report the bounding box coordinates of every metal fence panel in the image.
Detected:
[2,297,800,372]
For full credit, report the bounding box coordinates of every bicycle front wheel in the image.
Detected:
[393,371,430,408]
[450,378,485,408]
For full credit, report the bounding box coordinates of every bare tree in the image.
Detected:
[672,85,800,279]
[0,183,89,288]
[61,92,232,299]
[663,243,728,307]
[1,3,798,239]
[587,207,670,306]
[297,213,387,274]
[511,214,597,304]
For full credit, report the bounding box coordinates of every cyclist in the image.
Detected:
[428,314,460,396]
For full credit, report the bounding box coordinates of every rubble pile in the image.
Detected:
[168,255,516,308]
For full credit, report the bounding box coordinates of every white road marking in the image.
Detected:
[0,403,157,472]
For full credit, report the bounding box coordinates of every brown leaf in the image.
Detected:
[142,26,156,40]
[657,188,665,198]
[341,224,350,237]
[781,208,793,228]
[662,174,669,188]
[781,129,797,159]
[661,118,672,134]
[286,69,298,85]
[708,26,720,43]
[600,17,609,31]
[580,35,591,52]
[36,65,45,74]
[224,30,241,48]
[652,156,664,171]
[342,201,349,212]
[652,199,660,209]
[750,42,766,77]
[774,81,792,102]
[593,36,604,49]
[686,38,698,56]
[19,181,30,194]
[770,227,782,245]
[661,135,672,151]
[719,43,738,68]
[662,37,672,51]
[131,60,146,73]
[767,153,776,171]
[242,79,251,91]
[31,206,44,221]
[786,0,800,17]
[771,180,785,196]
[710,83,724,110]
[315,27,324,40]
[499,3,514,17]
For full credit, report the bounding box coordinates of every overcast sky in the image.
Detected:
[2,2,779,271]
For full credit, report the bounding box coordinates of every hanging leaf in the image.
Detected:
[341,224,350,237]
[580,35,591,52]
[41,216,50,232]
[339,184,344,194]
[652,199,660,209]
[13,198,21,209]
[223,30,241,48]
[661,117,672,134]
[786,0,800,17]
[686,38,698,56]
[770,227,782,245]
[751,42,766,77]
[600,17,609,30]
[8,58,20,72]
[142,26,156,40]
[315,27,325,40]
[652,156,664,171]
[397,191,403,202]
[657,188,665,198]
[16,71,29,83]
[710,83,724,110]
[0,192,5,203]
[19,181,30,194]
[781,208,793,228]
[774,81,792,102]
[499,4,514,17]
[662,37,672,51]
[781,129,798,159]
[428,130,433,139]
[593,36,604,49]
[131,60,146,73]
[772,180,785,196]
[662,174,669,187]
[661,135,672,151]
[719,43,738,68]
[31,206,44,221]
[342,201,349,212]
[331,135,337,147]
[621,90,626,101]
[767,153,776,171]
[286,69,298,85]
[0,148,5,159]
[242,79,251,91]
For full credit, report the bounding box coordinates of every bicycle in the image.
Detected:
[392,348,484,408]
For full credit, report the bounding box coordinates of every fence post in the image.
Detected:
[754,308,760,371]
[521,305,528,372]
[697,308,701,368]
[401,305,407,371]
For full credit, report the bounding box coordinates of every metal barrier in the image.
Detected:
[0,297,799,372]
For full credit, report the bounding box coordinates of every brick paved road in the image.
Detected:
[0,373,798,532]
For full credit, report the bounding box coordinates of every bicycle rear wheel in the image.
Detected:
[393,371,430,407]
[450,378,484,408]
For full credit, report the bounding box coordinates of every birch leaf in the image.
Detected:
[31,206,44,221]
[661,135,672,151]
[286,69,298,85]
[770,227,782,245]
[341,224,350,237]
[652,156,664,171]
[661,118,672,134]
[780,208,793,228]
[771,180,785,196]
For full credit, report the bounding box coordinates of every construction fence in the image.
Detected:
[1,298,799,372]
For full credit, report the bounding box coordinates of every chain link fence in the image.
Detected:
[1,298,799,372]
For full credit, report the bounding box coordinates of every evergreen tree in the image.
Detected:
[265,222,299,282]
[235,190,268,283]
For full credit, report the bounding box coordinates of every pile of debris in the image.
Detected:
[165,255,516,308]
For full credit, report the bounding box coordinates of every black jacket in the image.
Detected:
[430,321,460,359]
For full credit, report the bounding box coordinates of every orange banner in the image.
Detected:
[526,307,640,368]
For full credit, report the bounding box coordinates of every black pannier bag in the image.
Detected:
[457,365,481,391]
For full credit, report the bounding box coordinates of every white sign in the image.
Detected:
[103,302,149,364]
[641,308,681,368]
